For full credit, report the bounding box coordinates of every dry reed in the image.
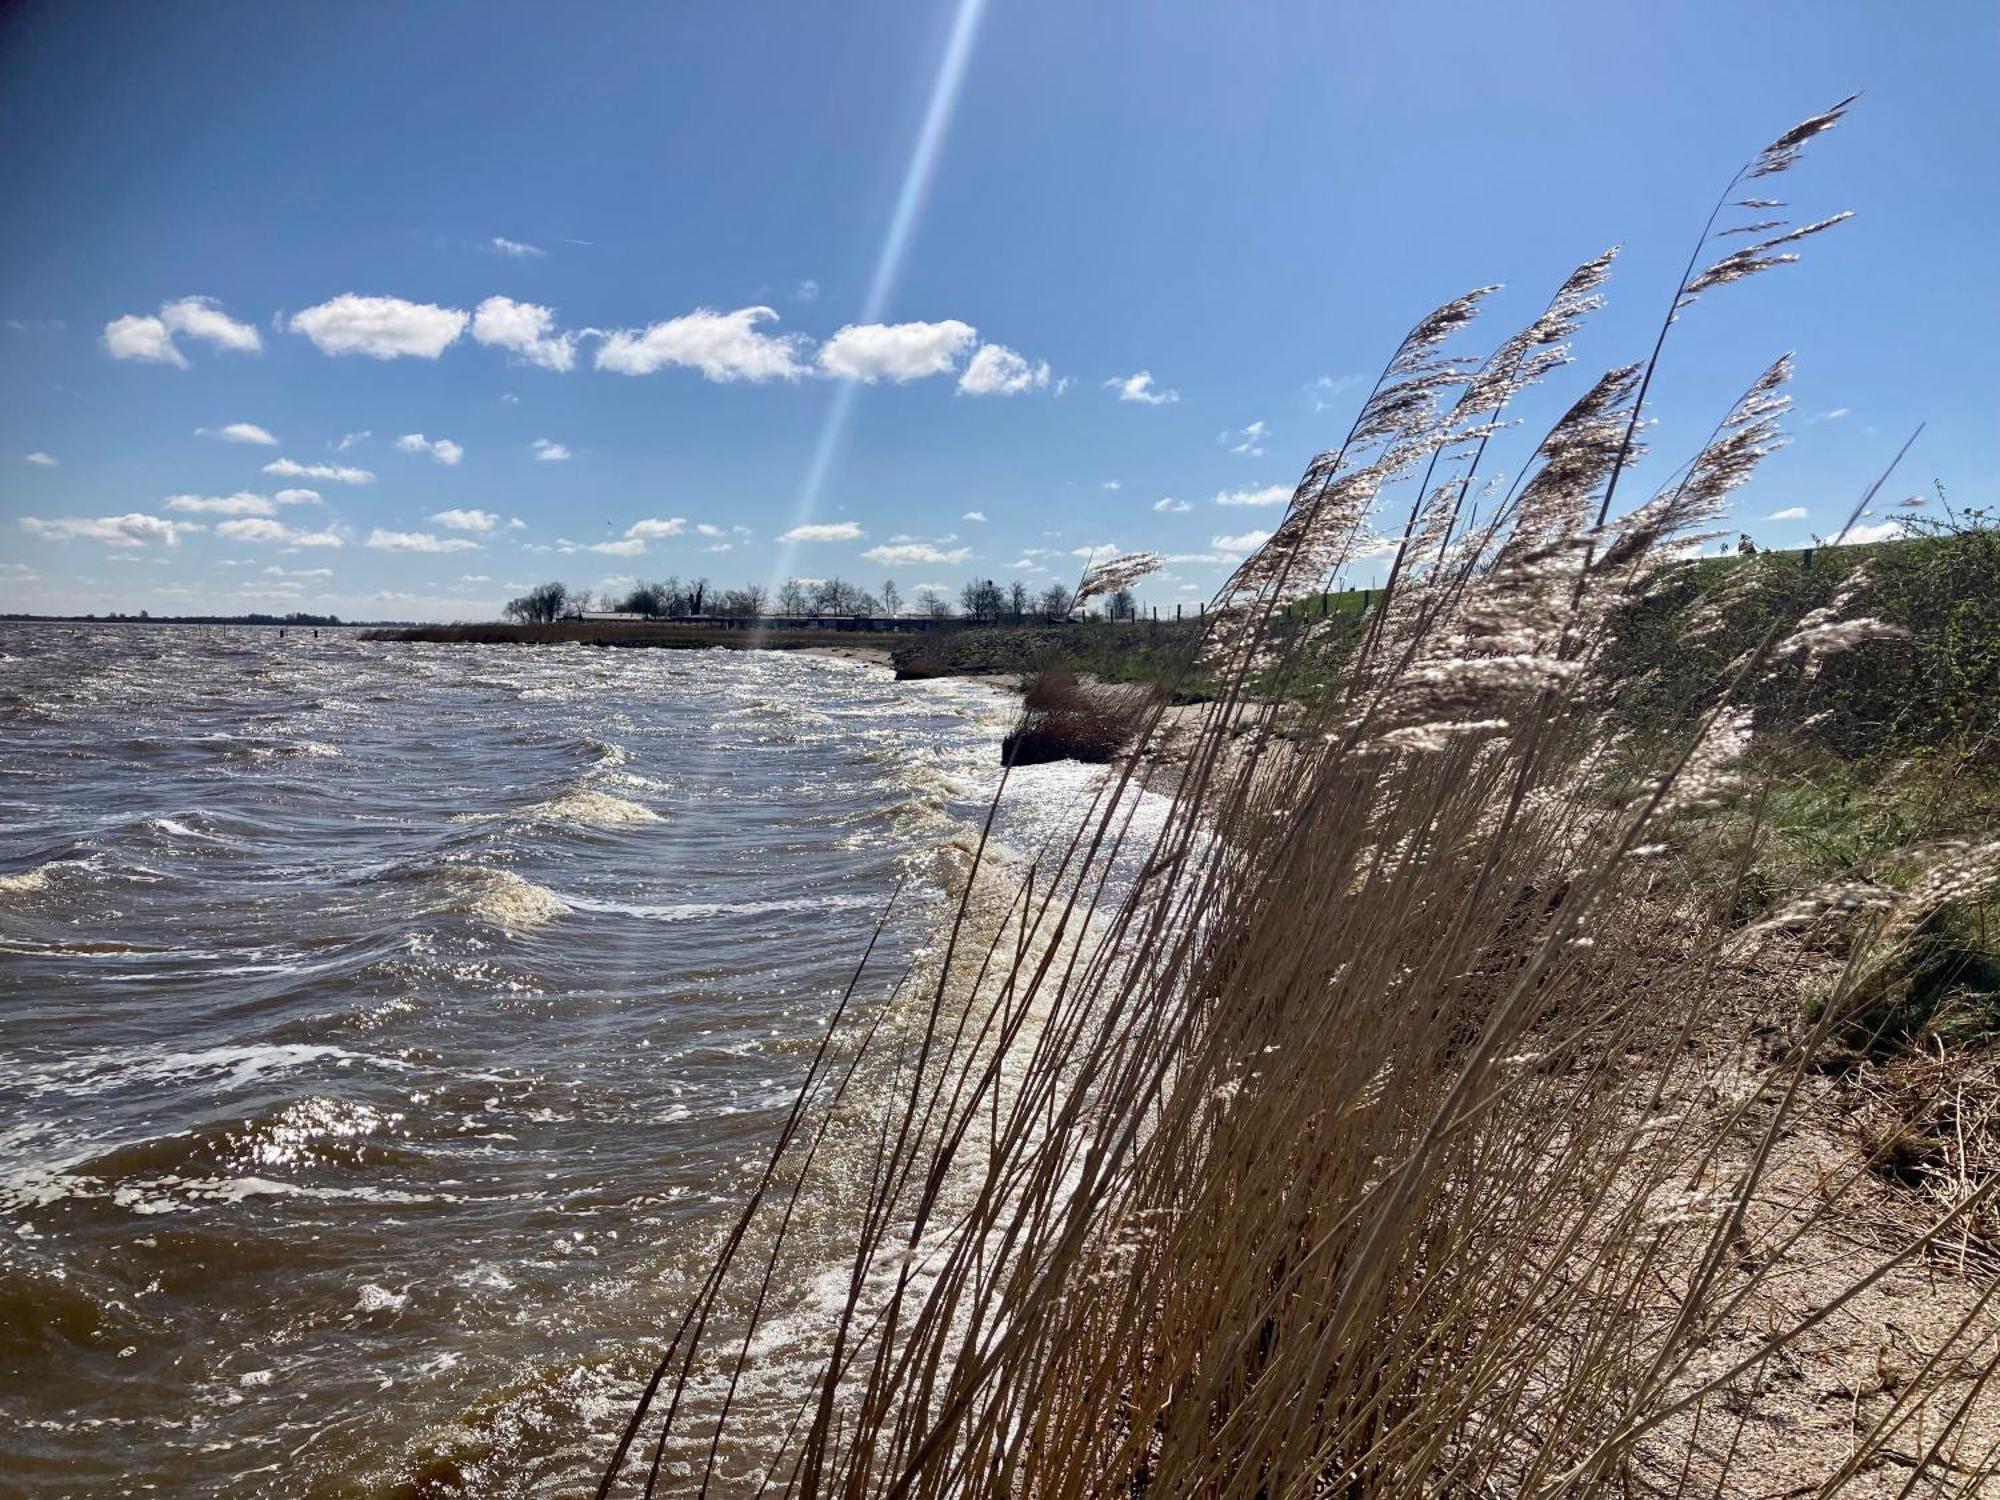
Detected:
[593,97,2000,1499]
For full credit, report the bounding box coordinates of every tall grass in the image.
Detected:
[595,99,2000,1497]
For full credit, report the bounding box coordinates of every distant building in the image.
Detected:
[578,610,649,621]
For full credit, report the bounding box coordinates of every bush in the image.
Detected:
[1000,669,1151,766]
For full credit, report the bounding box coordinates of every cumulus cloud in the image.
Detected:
[696,523,725,538]
[957,342,1050,396]
[25,451,57,466]
[818,320,976,383]
[560,536,648,556]
[192,421,279,446]
[1225,420,1268,456]
[1107,371,1178,405]
[625,518,686,540]
[962,510,987,522]
[432,508,501,532]
[395,433,464,466]
[217,517,343,547]
[862,541,972,566]
[1101,480,1121,491]
[596,306,807,382]
[264,458,374,484]
[780,521,863,543]
[531,438,570,462]
[160,297,262,352]
[1163,552,1227,564]
[1071,543,1121,563]
[471,296,576,372]
[1007,557,1047,572]
[289,294,469,359]
[103,314,186,367]
[364,528,477,553]
[1153,497,1192,513]
[103,296,262,367]
[1769,506,1809,521]
[21,513,201,547]
[1215,484,1290,508]
[490,236,545,258]
[1212,530,1271,553]
[165,492,276,516]
[274,489,321,506]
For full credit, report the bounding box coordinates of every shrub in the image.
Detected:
[1000,668,1151,765]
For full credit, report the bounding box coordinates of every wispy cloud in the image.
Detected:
[958,342,1050,396]
[490,236,546,258]
[1308,373,1363,411]
[530,437,570,462]
[217,517,342,547]
[165,492,276,516]
[1769,505,1808,521]
[863,541,971,566]
[961,510,987,522]
[780,521,863,543]
[1223,420,1268,456]
[22,513,201,547]
[395,432,464,466]
[1212,530,1272,553]
[432,509,501,533]
[364,528,477,553]
[264,458,374,484]
[24,451,57,467]
[1154,497,1192,513]
[1215,484,1289,508]
[1107,371,1179,405]
[195,421,278,446]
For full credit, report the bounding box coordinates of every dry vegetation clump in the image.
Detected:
[1001,668,1153,765]
[592,97,2000,1498]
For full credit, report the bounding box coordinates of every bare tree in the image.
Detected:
[503,581,570,623]
[881,579,903,616]
[777,579,809,615]
[1008,581,1029,621]
[918,588,953,618]
[1038,582,1075,621]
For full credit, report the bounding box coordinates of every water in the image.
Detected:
[0,624,1106,1498]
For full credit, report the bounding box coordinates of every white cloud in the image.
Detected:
[1007,557,1047,572]
[1215,484,1290,508]
[395,433,464,466]
[490,236,545,258]
[217,517,342,547]
[1212,530,1271,553]
[792,279,820,303]
[705,542,733,553]
[364,528,478,553]
[289,294,469,359]
[432,508,501,532]
[1309,374,1363,411]
[264,457,374,484]
[696,523,725,538]
[962,510,987,522]
[863,542,972,566]
[1163,552,1227,564]
[460,574,491,584]
[1836,520,1906,546]
[103,313,186,367]
[160,297,261,353]
[818,320,976,383]
[1807,407,1851,425]
[471,296,576,372]
[166,491,276,516]
[530,438,570,462]
[1769,506,1808,521]
[1101,480,1121,491]
[1108,371,1178,405]
[1072,543,1121,563]
[21,513,201,547]
[957,342,1050,396]
[24,451,57,466]
[596,306,807,382]
[560,536,648,556]
[274,489,321,506]
[625,518,686,539]
[780,521,863,543]
[336,431,370,451]
[1225,420,1268,456]
[1153,497,1192,513]
[104,296,262,367]
[191,422,278,446]
[0,562,39,581]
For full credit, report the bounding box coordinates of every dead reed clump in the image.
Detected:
[1000,668,1152,766]
[594,97,2000,1500]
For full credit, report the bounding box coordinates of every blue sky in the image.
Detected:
[1,0,1994,620]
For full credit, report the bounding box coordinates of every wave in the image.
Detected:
[522,787,662,826]
[419,864,570,928]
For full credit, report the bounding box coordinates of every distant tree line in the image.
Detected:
[505,575,1121,624]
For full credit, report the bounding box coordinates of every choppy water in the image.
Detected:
[0,625,1113,1498]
